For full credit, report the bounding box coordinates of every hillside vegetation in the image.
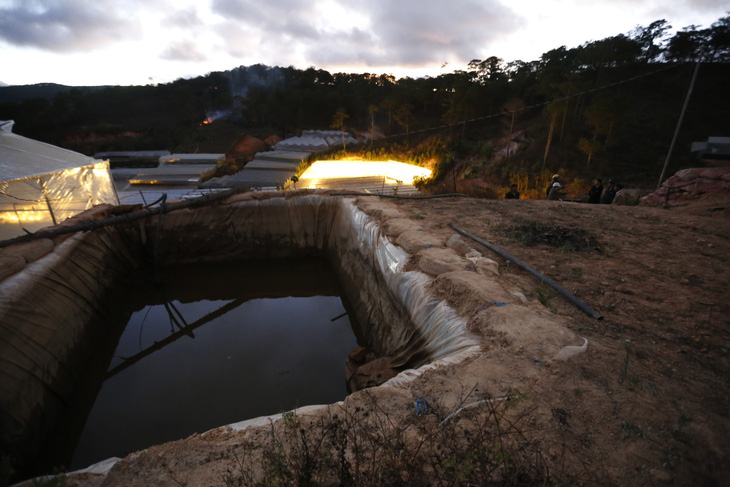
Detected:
[1,17,729,197]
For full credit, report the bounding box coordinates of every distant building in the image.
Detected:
[690,136,730,164]
[273,130,358,151]
[159,153,225,165]
[93,150,171,168]
[1,121,118,241]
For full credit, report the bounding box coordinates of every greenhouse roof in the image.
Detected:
[0,120,100,182]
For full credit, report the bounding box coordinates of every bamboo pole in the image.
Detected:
[0,187,246,249]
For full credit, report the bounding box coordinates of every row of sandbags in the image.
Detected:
[641,166,730,206]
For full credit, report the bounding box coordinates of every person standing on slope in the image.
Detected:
[588,178,603,204]
[546,174,562,200]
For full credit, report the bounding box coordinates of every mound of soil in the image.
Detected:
[230,134,266,157]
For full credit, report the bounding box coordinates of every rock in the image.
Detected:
[613,189,643,206]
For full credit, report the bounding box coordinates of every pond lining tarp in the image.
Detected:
[0,193,478,473]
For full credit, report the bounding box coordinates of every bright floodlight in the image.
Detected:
[299,160,431,183]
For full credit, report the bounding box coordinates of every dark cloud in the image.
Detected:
[595,0,727,28]
[613,0,727,10]
[160,40,208,62]
[212,0,324,61]
[212,0,309,27]
[367,0,522,64]
[295,0,523,68]
[0,0,142,52]
[212,0,523,69]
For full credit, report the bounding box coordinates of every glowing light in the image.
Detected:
[0,210,50,224]
[300,160,431,183]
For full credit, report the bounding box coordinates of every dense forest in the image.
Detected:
[1,16,729,196]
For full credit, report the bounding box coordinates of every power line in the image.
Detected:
[381,63,683,140]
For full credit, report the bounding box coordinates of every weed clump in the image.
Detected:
[499,221,601,253]
[219,389,558,486]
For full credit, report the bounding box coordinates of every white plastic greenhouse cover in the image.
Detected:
[0,121,118,240]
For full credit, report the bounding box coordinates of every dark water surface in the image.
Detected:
[64,259,359,470]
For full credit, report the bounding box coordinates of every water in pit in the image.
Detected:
[62,258,361,471]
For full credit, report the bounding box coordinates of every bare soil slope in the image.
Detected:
[392,197,730,485]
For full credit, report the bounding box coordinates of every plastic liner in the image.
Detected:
[222,403,340,434]
[328,198,480,368]
[153,195,479,367]
[0,193,479,473]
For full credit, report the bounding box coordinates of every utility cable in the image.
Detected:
[381,63,683,140]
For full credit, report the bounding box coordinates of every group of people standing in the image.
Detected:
[587,178,622,204]
[504,175,622,204]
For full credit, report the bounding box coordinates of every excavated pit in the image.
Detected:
[51,258,361,472]
[0,193,478,478]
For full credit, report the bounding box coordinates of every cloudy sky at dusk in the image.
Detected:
[0,0,727,87]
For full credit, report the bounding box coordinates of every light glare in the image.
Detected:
[300,160,431,183]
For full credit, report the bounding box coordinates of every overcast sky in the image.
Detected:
[0,0,726,87]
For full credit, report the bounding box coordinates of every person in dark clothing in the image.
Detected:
[601,179,617,204]
[505,184,520,199]
[588,178,603,204]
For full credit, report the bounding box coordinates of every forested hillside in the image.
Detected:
[1,17,728,195]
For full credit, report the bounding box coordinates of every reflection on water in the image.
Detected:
[65,259,359,470]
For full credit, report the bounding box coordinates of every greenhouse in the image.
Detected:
[0,121,118,241]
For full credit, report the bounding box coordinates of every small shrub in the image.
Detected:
[217,390,556,486]
[536,282,558,312]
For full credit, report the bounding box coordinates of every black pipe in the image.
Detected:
[448,223,603,320]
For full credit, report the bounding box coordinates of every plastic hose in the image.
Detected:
[448,223,603,320]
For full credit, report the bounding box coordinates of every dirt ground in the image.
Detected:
[60,195,729,487]
[392,196,730,485]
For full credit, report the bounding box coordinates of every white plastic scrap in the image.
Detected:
[69,457,122,475]
[552,337,589,361]
[446,234,472,256]
[213,403,341,434]
[511,291,528,303]
[465,249,500,276]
